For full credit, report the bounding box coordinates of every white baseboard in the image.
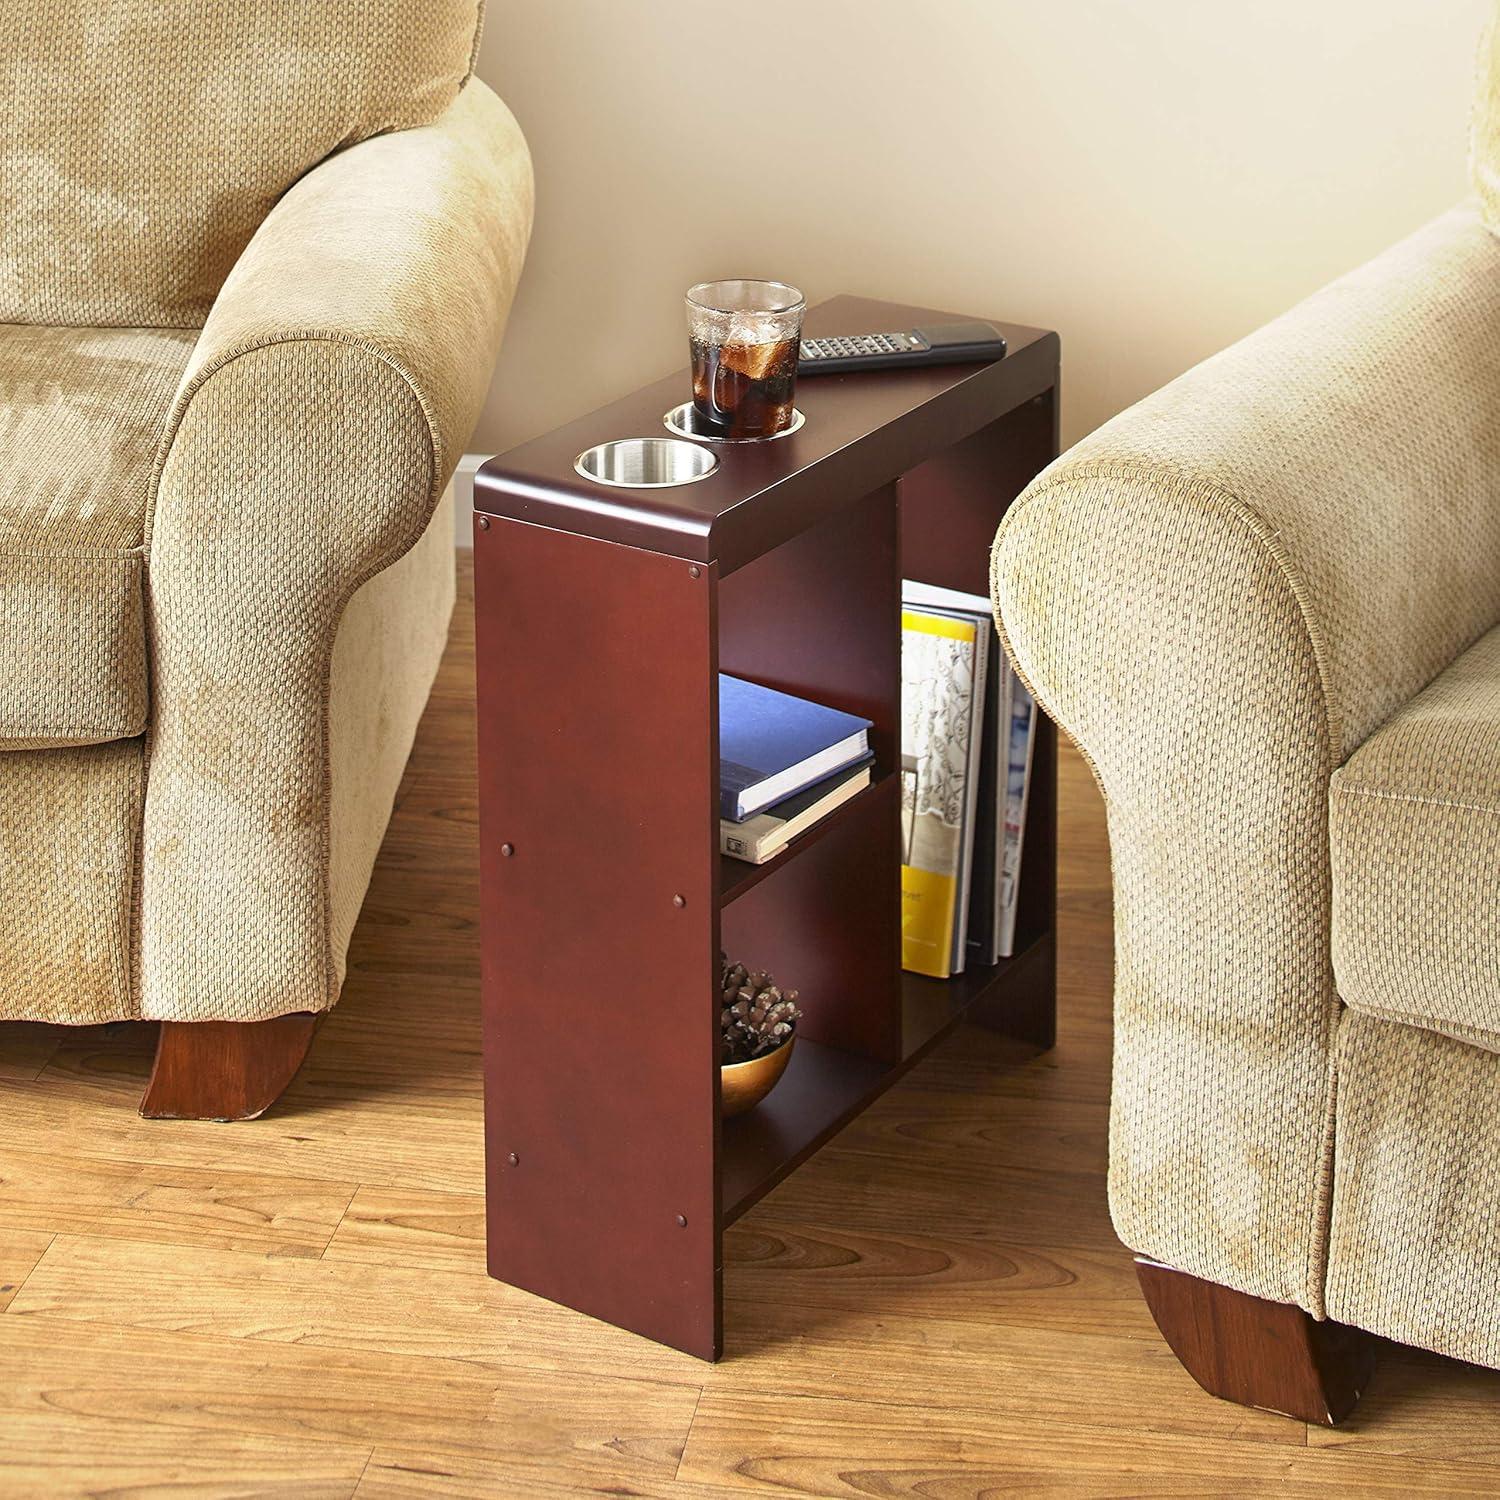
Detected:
[453,453,492,548]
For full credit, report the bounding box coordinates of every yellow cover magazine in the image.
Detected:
[900,607,980,978]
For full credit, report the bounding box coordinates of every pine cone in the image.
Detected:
[718,955,804,1063]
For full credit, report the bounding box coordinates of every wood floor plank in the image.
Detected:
[353,1447,742,1500]
[323,1184,1151,1342]
[0,1148,354,1258]
[38,997,484,1108]
[0,1228,52,1312]
[310,1203,1238,1439]
[738,1133,1119,1250]
[5,1231,727,1398]
[1305,1343,1500,1462]
[4,1062,486,1196]
[726,1220,1151,1340]
[0,1019,67,1083]
[8,1233,530,1366]
[323,1187,486,1276]
[714,1305,1302,1445]
[32,1018,157,1095]
[813,1072,1109,1175]
[677,1389,1497,1497]
[0,1441,370,1500]
[0,1394,369,1500]
[7,1229,1240,1448]
[0,1313,698,1494]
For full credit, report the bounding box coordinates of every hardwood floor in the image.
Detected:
[2,557,1497,1498]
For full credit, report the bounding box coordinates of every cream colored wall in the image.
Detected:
[471,0,1488,463]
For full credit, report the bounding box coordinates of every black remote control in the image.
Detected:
[798,320,1007,375]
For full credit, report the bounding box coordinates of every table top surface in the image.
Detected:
[475,295,1058,573]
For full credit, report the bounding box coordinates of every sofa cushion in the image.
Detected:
[0,2,485,327]
[1476,4,1500,233]
[0,324,196,748]
[1331,624,1500,1049]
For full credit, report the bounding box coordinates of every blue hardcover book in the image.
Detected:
[719,675,873,821]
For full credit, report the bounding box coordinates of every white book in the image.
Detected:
[901,580,991,618]
[997,675,1037,958]
[978,654,1014,967]
[988,658,1015,964]
[949,626,989,975]
[720,761,873,865]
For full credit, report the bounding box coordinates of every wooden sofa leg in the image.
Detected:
[1136,1258,1374,1425]
[140,1013,320,1121]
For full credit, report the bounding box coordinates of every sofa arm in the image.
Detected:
[140,80,532,1023]
[991,203,1500,1315]
[151,77,531,584]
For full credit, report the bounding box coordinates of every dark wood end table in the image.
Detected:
[474,296,1060,1359]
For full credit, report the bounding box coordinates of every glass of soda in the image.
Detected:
[685,279,805,440]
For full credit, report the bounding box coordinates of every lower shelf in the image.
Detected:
[721,1039,886,1224]
[721,930,1054,1223]
[901,928,1053,1058]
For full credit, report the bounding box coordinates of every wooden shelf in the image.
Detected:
[901,930,1054,1060]
[720,933,1057,1225]
[721,1039,888,1223]
[718,772,897,908]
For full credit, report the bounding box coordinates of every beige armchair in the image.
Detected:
[993,14,1500,1423]
[0,4,531,1117]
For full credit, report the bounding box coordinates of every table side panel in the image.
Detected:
[476,517,722,1359]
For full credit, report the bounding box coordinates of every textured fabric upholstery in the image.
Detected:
[1476,3,1500,233]
[0,1,485,326]
[1331,625,1500,1051]
[992,204,1500,1318]
[0,325,194,748]
[0,5,530,1026]
[140,81,532,1022]
[0,491,459,1029]
[1327,1012,1500,1370]
[327,487,457,985]
[0,740,143,1023]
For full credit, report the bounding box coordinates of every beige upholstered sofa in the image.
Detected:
[993,15,1500,1423]
[0,4,531,1117]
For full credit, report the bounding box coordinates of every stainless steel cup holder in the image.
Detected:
[573,436,718,488]
[663,402,805,443]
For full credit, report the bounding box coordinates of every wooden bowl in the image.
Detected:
[721,1035,795,1118]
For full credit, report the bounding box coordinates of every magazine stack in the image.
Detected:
[899,582,1037,980]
